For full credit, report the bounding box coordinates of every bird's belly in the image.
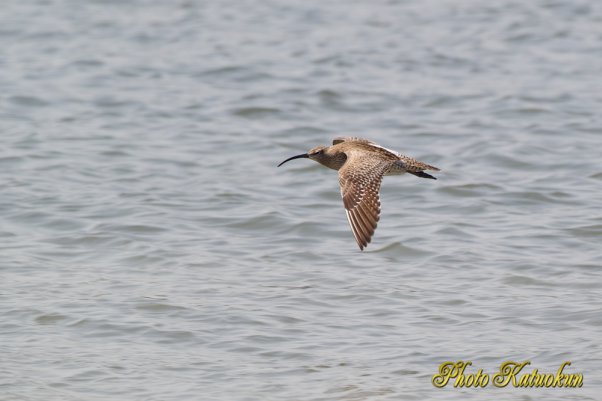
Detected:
[385,164,407,176]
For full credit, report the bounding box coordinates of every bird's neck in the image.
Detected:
[317,154,347,170]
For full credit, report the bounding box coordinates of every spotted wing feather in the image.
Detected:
[338,155,389,250]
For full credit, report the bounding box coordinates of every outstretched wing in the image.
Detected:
[338,154,390,250]
[333,137,375,145]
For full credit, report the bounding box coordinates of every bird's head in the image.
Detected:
[278,145,329,167]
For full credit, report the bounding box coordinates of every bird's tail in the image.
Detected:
[409,171,437,180]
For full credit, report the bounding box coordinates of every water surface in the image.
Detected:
[1,0,601,400]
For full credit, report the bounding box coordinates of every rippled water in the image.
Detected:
[1,0,601,400]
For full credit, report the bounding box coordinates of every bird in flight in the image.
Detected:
[278,137,440,250]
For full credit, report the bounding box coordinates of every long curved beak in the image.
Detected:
[277,153,309,167]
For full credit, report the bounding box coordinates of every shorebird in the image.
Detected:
[278,137,440,250]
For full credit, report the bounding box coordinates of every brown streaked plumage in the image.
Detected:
[278,137,440,250]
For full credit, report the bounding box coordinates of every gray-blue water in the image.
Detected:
[1,1,601,400]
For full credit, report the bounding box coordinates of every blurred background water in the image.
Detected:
[1,0,601,400]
